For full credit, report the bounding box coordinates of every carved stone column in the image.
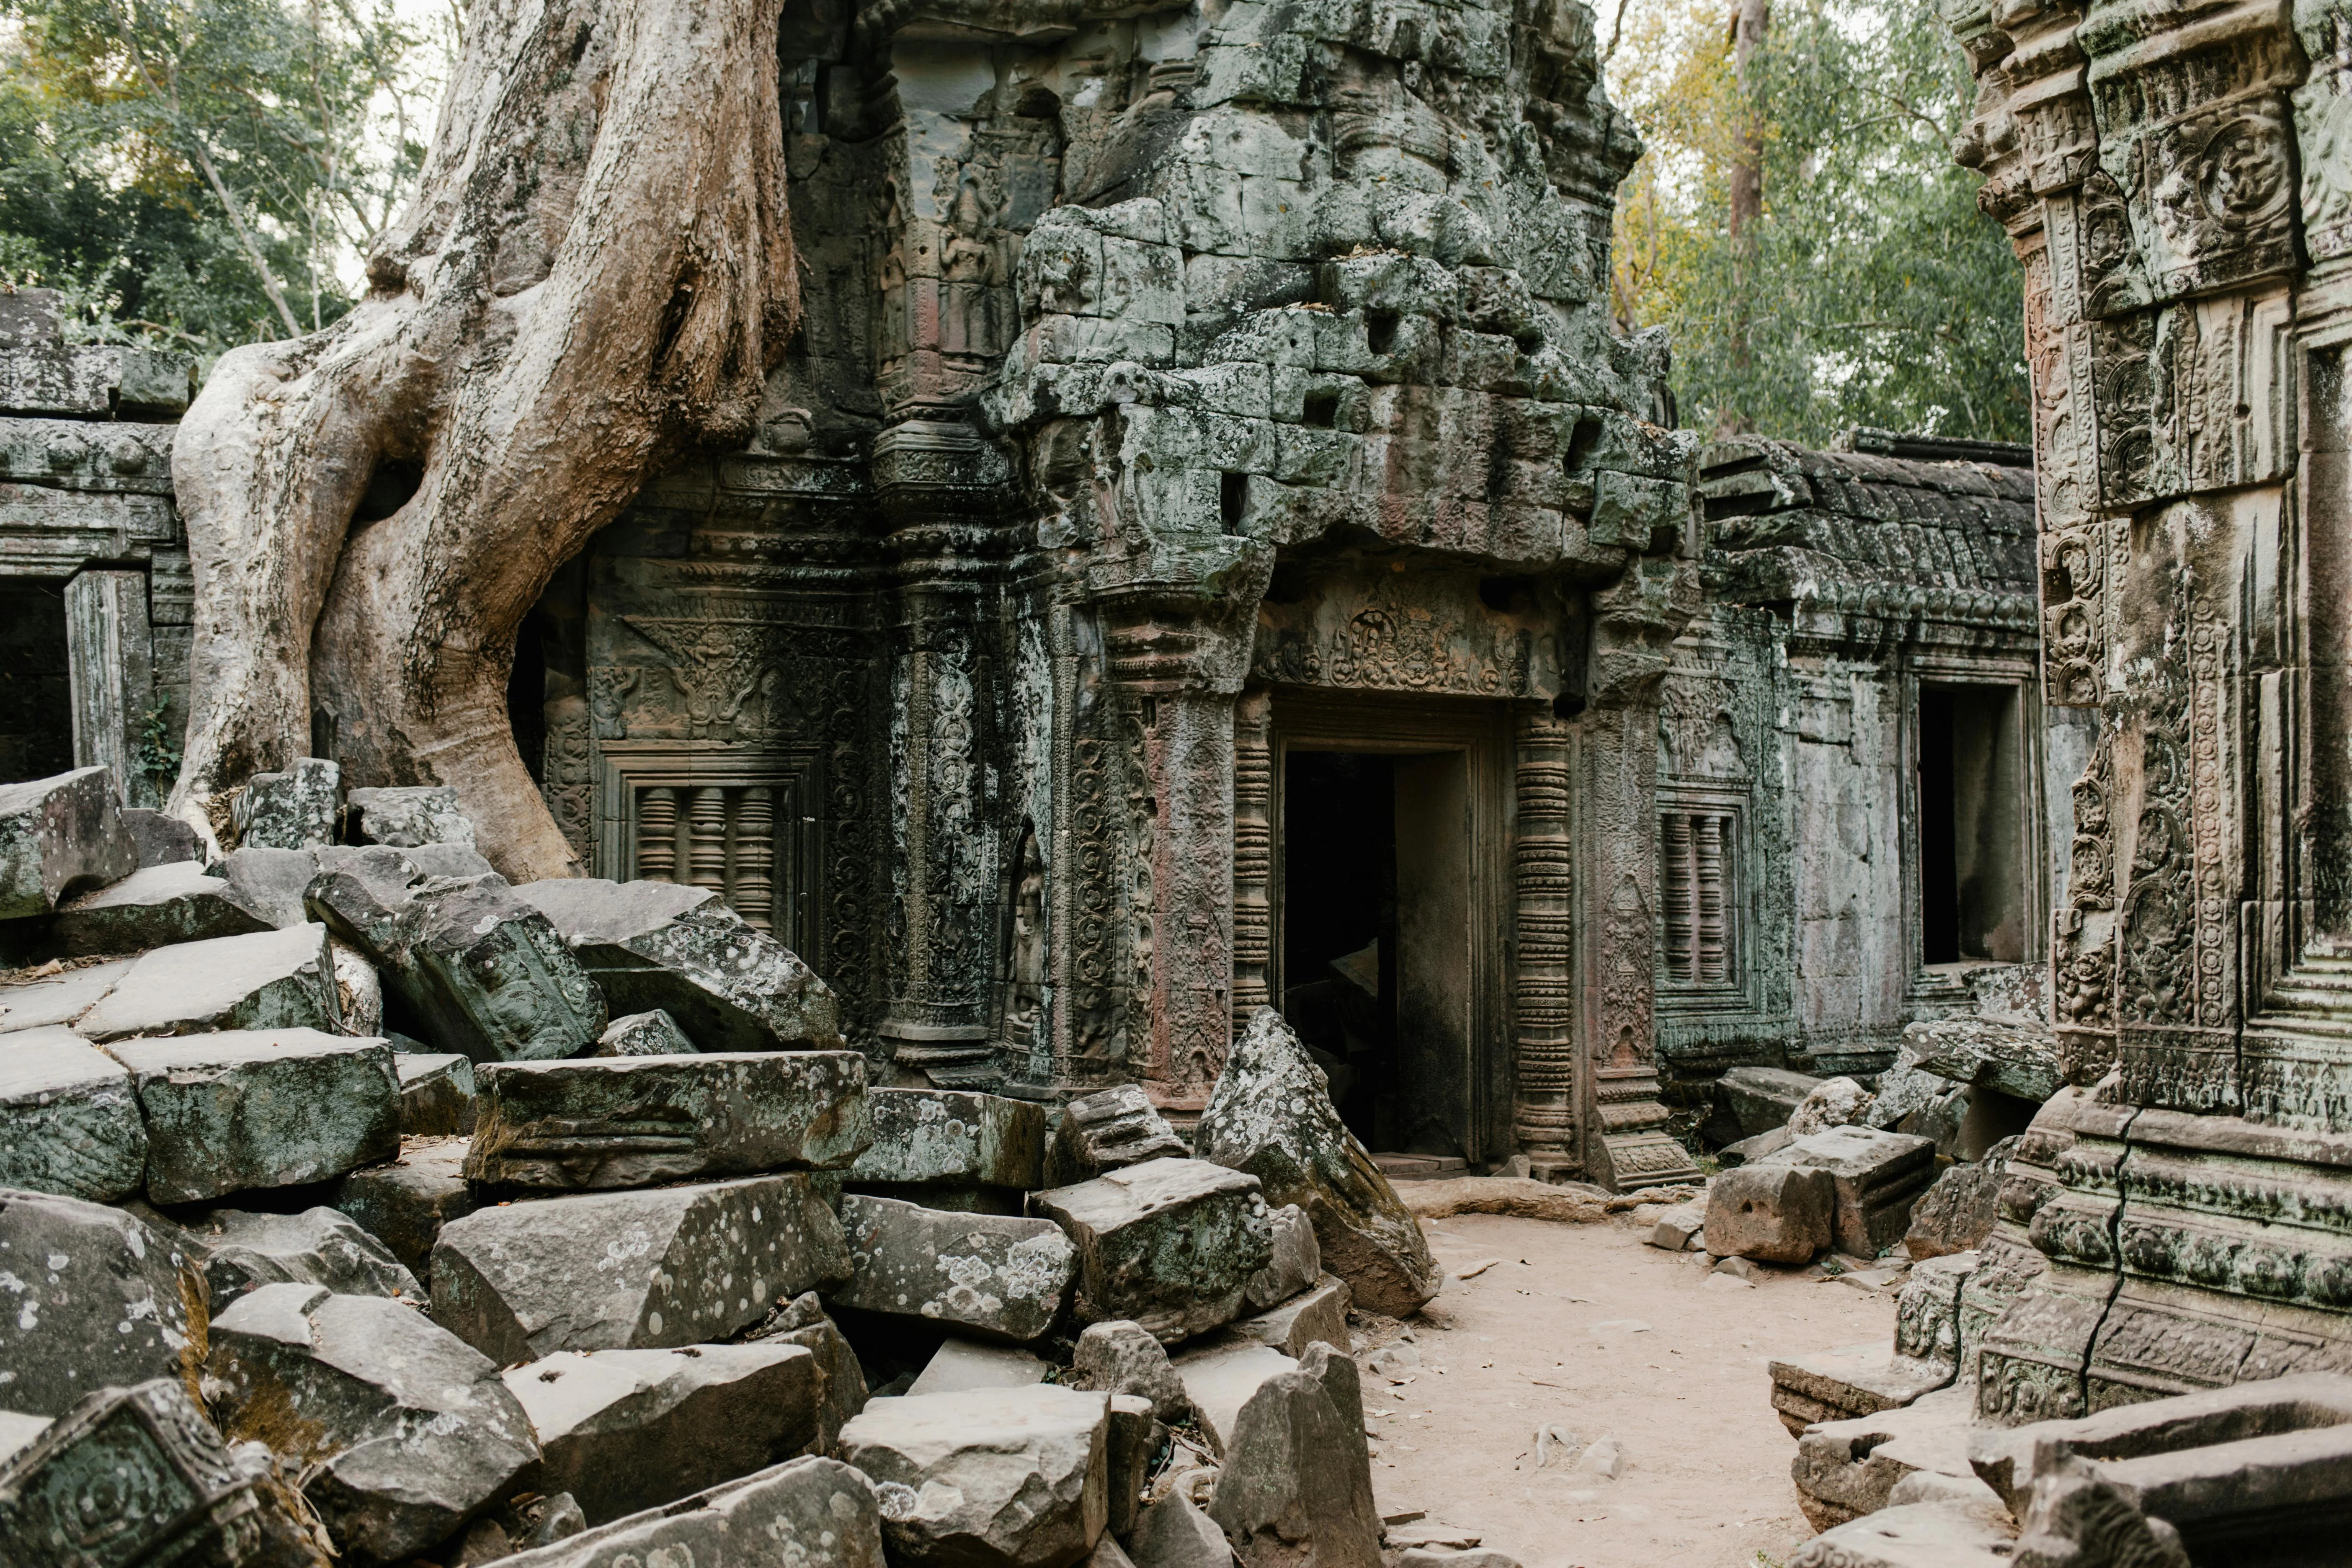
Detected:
[1231,689,1274,1031]
[1511,704,1579,1175]
[64,569,157,807]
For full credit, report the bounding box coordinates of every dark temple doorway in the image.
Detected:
[0,580,74,784]
[1917,683,2027,965]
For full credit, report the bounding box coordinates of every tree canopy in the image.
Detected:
[1607,0,2030,444]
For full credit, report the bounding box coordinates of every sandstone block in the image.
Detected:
[837,1385,1110,1568]
[467,1051,869,1189]
[518,878,840,1050]
[431,1172,851,1362]
[1902,1017,2063,1104]
[1905,1140,2014,1260]
[181,1204,422,1306]
[1786,1500,2017,1568]
[1032,1157,1271,1342]
[1780,1125,1939,1256]
[1196,1010,1438,1316]
[1245,1203,1320,1309]
[232,758,338,850]
[398,1050,477,1135]
[1706,1066,1824,1143]
[488,1455,885,1568]
[1228,1277,1349,1359]
[334,1136,479,1280]
[49,861,272,954]
[754,1306,868,1449]
[73,923,340,1040]
[346,786,477,848]
[396,874,612,1063]
[1072,1320,1189,1422]
[1792,1383,1981,1532]
[1788,1076,1876,1137]
[0,766,136,920]
[1207,1341,1381,1568]
[1646,1202,1705,1251]
[907,1338,1052,1395]
[1704,1160,1834,1263]
[1106,1392,1154,1537]
[833,1194,1075,1343]
[0,1025,146,1200]
[208,1282,539,1565]
[1130,1491,1234,1568]
[505,1342,823,1524]
[218,845,332,926]
[108,1028,401,1203]
[852,1087,1046,1189]
[0,1190,200,1416]
[1172,1339,1295,1456]
[1044,1084,1187,1186]
[122,807,202,867]
[595,1007,697,1056]
[0,956,132,1034]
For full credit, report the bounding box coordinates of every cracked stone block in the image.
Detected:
[517,878,840,1051]
[1196,1010,1438,1316]
[232,758,338,851]
[50,861,274,954]
[1243,1203,1320,1310]
[1043,1085,1187,1186]
[832,1194,1075,1344]
[0,766,137,920]
[108,1028,401,1204]
[180,1205,422,1307]
[466,1051,869,1189]
[1704,1160,1834,1263]
[747,1301,869,1449]
[1792,1383,1981,1532]
[0,1189,201,1417]
[1033,1157,1271,1342]
[398,1051,477,1135]
[1788,1077,1876,1137]
[0,1025,146,1200]
[1705,1066,1825,1144]
[0,957,132,1034]
[1172,1339,1297,1457]
[595,1008,698,1056]
[851,1087,1046,1190]
[345,786,477,848]
[1228,1276,1350,1359]
[208,1282,539,1566]
[504,1342,823,1525]
[0,1377,329,1568]
[121,807,202,868]
[1780,1125,1939,1257]
[72,923,340,1041]
[1129,1491,1233,1568]
[837,1384,1110,1568]
[1786,1500,2017,1568]
[482,1455,885,1568]
[1071,1320,1189,1423]
[906,1339,1052,1396]
[333,1136,478,1281]
[217,846,332,927]
[430,1172,851,1363]
[1906,1140,2014,1260]
[1903,1017,2064,1105]
[1207,1342,1381,1568]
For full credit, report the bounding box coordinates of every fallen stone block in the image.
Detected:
[1703,1159,1833,1263]
[0,1024,147,1200]
[1769,1252,1976,1436]
[907,1338,1052,1395]
[1044,1084,1187,1186]
[334,1135,479,1281]
[209,1282,539,1565]
[73,922,340,1040]
[399,1050,477,1135]
[330,939,383,1035]
[232,757,338,851]
[1073,1321,1189,1423]
[746,1298,869,1450]
[1196,1010,1439,1317]
[0,766,137,920]
[832,1194,1075,1343]
[1173,1339,1295,1456]
[1705,1065,1823,1144]
[1105,1392,1153,1537]
[1905,1142,2013,1261]
[1228,1276,1349,1359]
[596,1008,698,1056]
[216,845,331,927]
[467,1051,869,1189]
[1646,1202,1705,1251]
[1788,1076,1875,1137]
[0,1377,330,1568]
[518,878,840,1050]
[487,1455,885,1568]
[181,1204,422,1306]
[0,1190,201,1416]
[505,1342,822,1524]
[1244,1202,1320,1309]
[1129,1491,1233,1568]
[122,807,203,867]
[1208,1341,1381,1568]
[852,1087,1047,1190]
[50,860,274,954]
[107,1028,401,1203]
[1902,1016,2063,1104]
[0,956,132,1033]
[1780,1125,1939,1257]
[837,1384,1109,1568]
[1033,1156,1271,1342]
[431,1172,851,1362]
[1792,1383,1981,1532]
[346,786,477,848]
[1786,1500,2016,1568]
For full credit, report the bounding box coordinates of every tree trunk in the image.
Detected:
[168,0,799,879]
[1722,0,1769,433]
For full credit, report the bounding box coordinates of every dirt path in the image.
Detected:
[1360,1211,1896,1568]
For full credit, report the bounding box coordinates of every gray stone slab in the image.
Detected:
[106,1027,400,1203]
[1071,1320,1189,1423]
[334,1135,479,1281]
[1171,1339,1295,1457]
[1785,1500,2016,1568]
[232,757,338,850]
[596,1008,698,1056]
[398,1050,477,1135]
[73,923,340,1041]
[49,861,273,954]
[488,1455,885,1568]
[748,1305,869,1451]
[401,875,610,1063]
[1902,1017,2064,1104]
[346,786,477,848]
[467,1051,869,1189]
[431,1172,852,1363]
[836,1385,1111,1568]
[0,343,190,418]
[180,1204,422,1307]
[216,845,327,927]
[1130,1491,1233,1568]
[851,1087,1045,1188]
[1044,1084,1187,1187]
[505,1342,823,1524]
[121,807,201,868]
[0,957,131,1033]
[1207,1342,1380,1568]
[1779,1125,1939,1256]
[905,1338,1052,1396]
[1227,1276,1350,1359]
[0,1191,200,1416]
[0,766,136,920]
[0,1024,146,1200]
[1243,1203,1320,1310]
[1906,1142,2012,1260]
[1704,1159,1834,1263]
[1709,1066,1826,1141]
[1034,1157,1271,1342]
[833,1194,1075,1343]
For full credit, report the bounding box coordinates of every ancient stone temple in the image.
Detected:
[513,0,1704,1188]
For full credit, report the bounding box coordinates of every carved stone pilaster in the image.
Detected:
[1511,705,1578,1172]
[1232,689,1273,1032]
[64,568,157,807]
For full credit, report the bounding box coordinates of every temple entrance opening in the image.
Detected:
[0,578,74,784]
[1916,682,2027,965]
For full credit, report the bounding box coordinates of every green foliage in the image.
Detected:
[1608,0,2029,444]
[0,0,446,361]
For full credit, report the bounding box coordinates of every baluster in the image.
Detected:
[1661,811,1694,982]
[735,786,776,932]
[637,789,678,881]
[689,786,728,894]
[1696,812,1726,983]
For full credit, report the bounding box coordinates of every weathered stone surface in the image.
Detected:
[837,1385,1109,1568]
[595,1008,697,1056]
[1788,1077,1876,1138]
[907,1338,1052,1395]
[0,766,137,920]
[505,1342,822,1524]
[1778,1126,1939,1257]
[346,786,477,848]
[0,1190,201,1416]
[50,860,273,954]
[1228,1277,1350,1360]
[181,1205,422,1307]
[1792,1384,1981,1531]
[489,1455,885,1568]
[334,1136,478,1281]
[1703,1159,1833,1263]
[1769,1253,1975,1435]
[833,1194,1075,1343]
[748,1302,867,1449]
[1129,1491,1233,1568]
[122,807,203,868]
[217,846,332,927]
[0,957,132,1034]
[1196,1010,1439,1317]
[0,1025,146,1200]
[1044,1085,1187,1187]
[1105,1394,1153,1539]
[73,923,340,1040]
[431,1172,851,1362]
[398,1050,477,1135]
[517,878,840,1051]
[1905,1140,2013,1260]
[1208,1341,1381,1568]
[1646,1202,1705,1251]
[1072,1320,1189,1423]
[1707,1067,1825,1143]
[0,1377,329,1568]
[1172,1340,1295,1456]
[467,1052,869,1189]
[232,758,338,851]
[853,1088,1046,1189]
[1033,1157,1271,1342]
[208,1282,539,1565]
[1785,1501,2017,1568]
[107,1028,400,1204]
[1244,1203,1320,1310]
[1901,1017,2063,1104]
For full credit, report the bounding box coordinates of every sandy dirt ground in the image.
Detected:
[1359,1211,1898,1568]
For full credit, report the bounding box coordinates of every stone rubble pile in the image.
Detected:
[0,765,1480,1568]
